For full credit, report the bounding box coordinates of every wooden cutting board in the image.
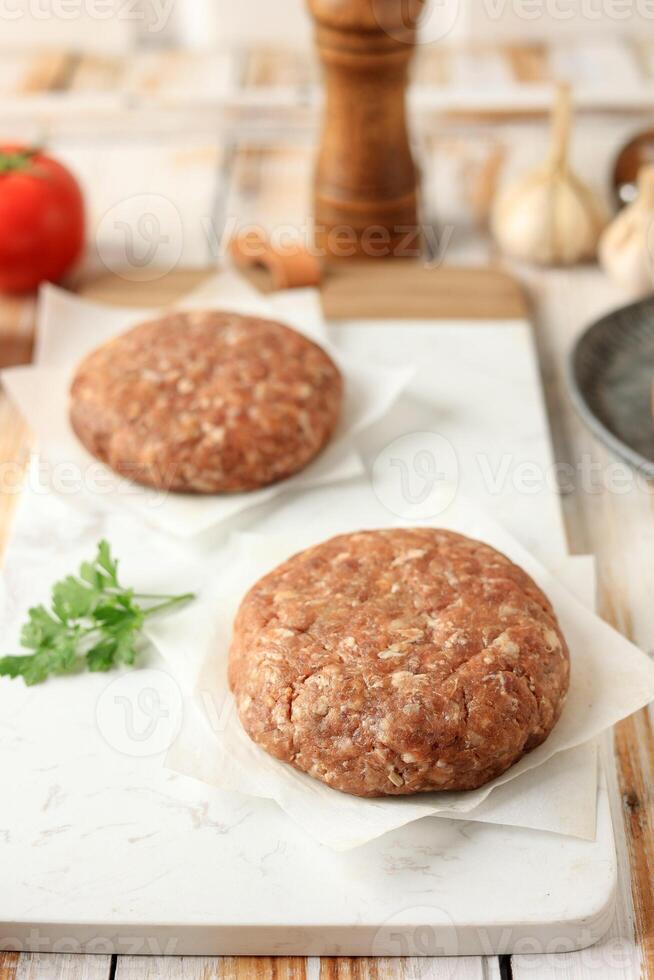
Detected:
[78,261,527,320]
[0,262,526,370]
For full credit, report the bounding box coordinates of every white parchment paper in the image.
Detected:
[151,496,654,850]
[1,275,411,538]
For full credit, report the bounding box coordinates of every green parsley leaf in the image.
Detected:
[0,541,194,686]
[20,605,62,650]
[97,540,119,585]
[52,575,97,621]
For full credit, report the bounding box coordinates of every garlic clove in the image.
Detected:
[491,84,607,267]
[599,164,654,296]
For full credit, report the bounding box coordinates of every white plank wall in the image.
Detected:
[3,39,654,126]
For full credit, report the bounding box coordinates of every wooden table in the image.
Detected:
[1,42,654,980]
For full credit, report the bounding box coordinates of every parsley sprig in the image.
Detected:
[0,541,194,686]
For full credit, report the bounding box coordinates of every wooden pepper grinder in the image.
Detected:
[308,0,421,259]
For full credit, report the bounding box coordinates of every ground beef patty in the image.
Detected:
[229,528,570,797]
[69,311,342,493]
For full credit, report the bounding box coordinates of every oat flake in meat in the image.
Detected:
[229,528,570,798]
[69,311,343,493]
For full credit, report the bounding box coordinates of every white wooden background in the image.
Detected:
[4,0,654,53]
[0,38,654,980]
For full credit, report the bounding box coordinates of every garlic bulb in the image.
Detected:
[599,164,654,296]
[491,85,607,266]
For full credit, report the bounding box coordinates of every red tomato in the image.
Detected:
[0,145,85,293]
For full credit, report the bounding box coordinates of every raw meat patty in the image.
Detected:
[69,310,342,493]
[229,528,570,797]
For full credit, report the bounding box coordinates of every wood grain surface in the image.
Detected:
[79,262,526,320]
[0,952,112,979]
[308,0,420,257]
[0,294,35,369]
[0,397,29,556]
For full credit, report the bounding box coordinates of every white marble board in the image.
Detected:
[0,319,616,955]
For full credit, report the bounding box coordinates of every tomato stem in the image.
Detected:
[0,149,37,174]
